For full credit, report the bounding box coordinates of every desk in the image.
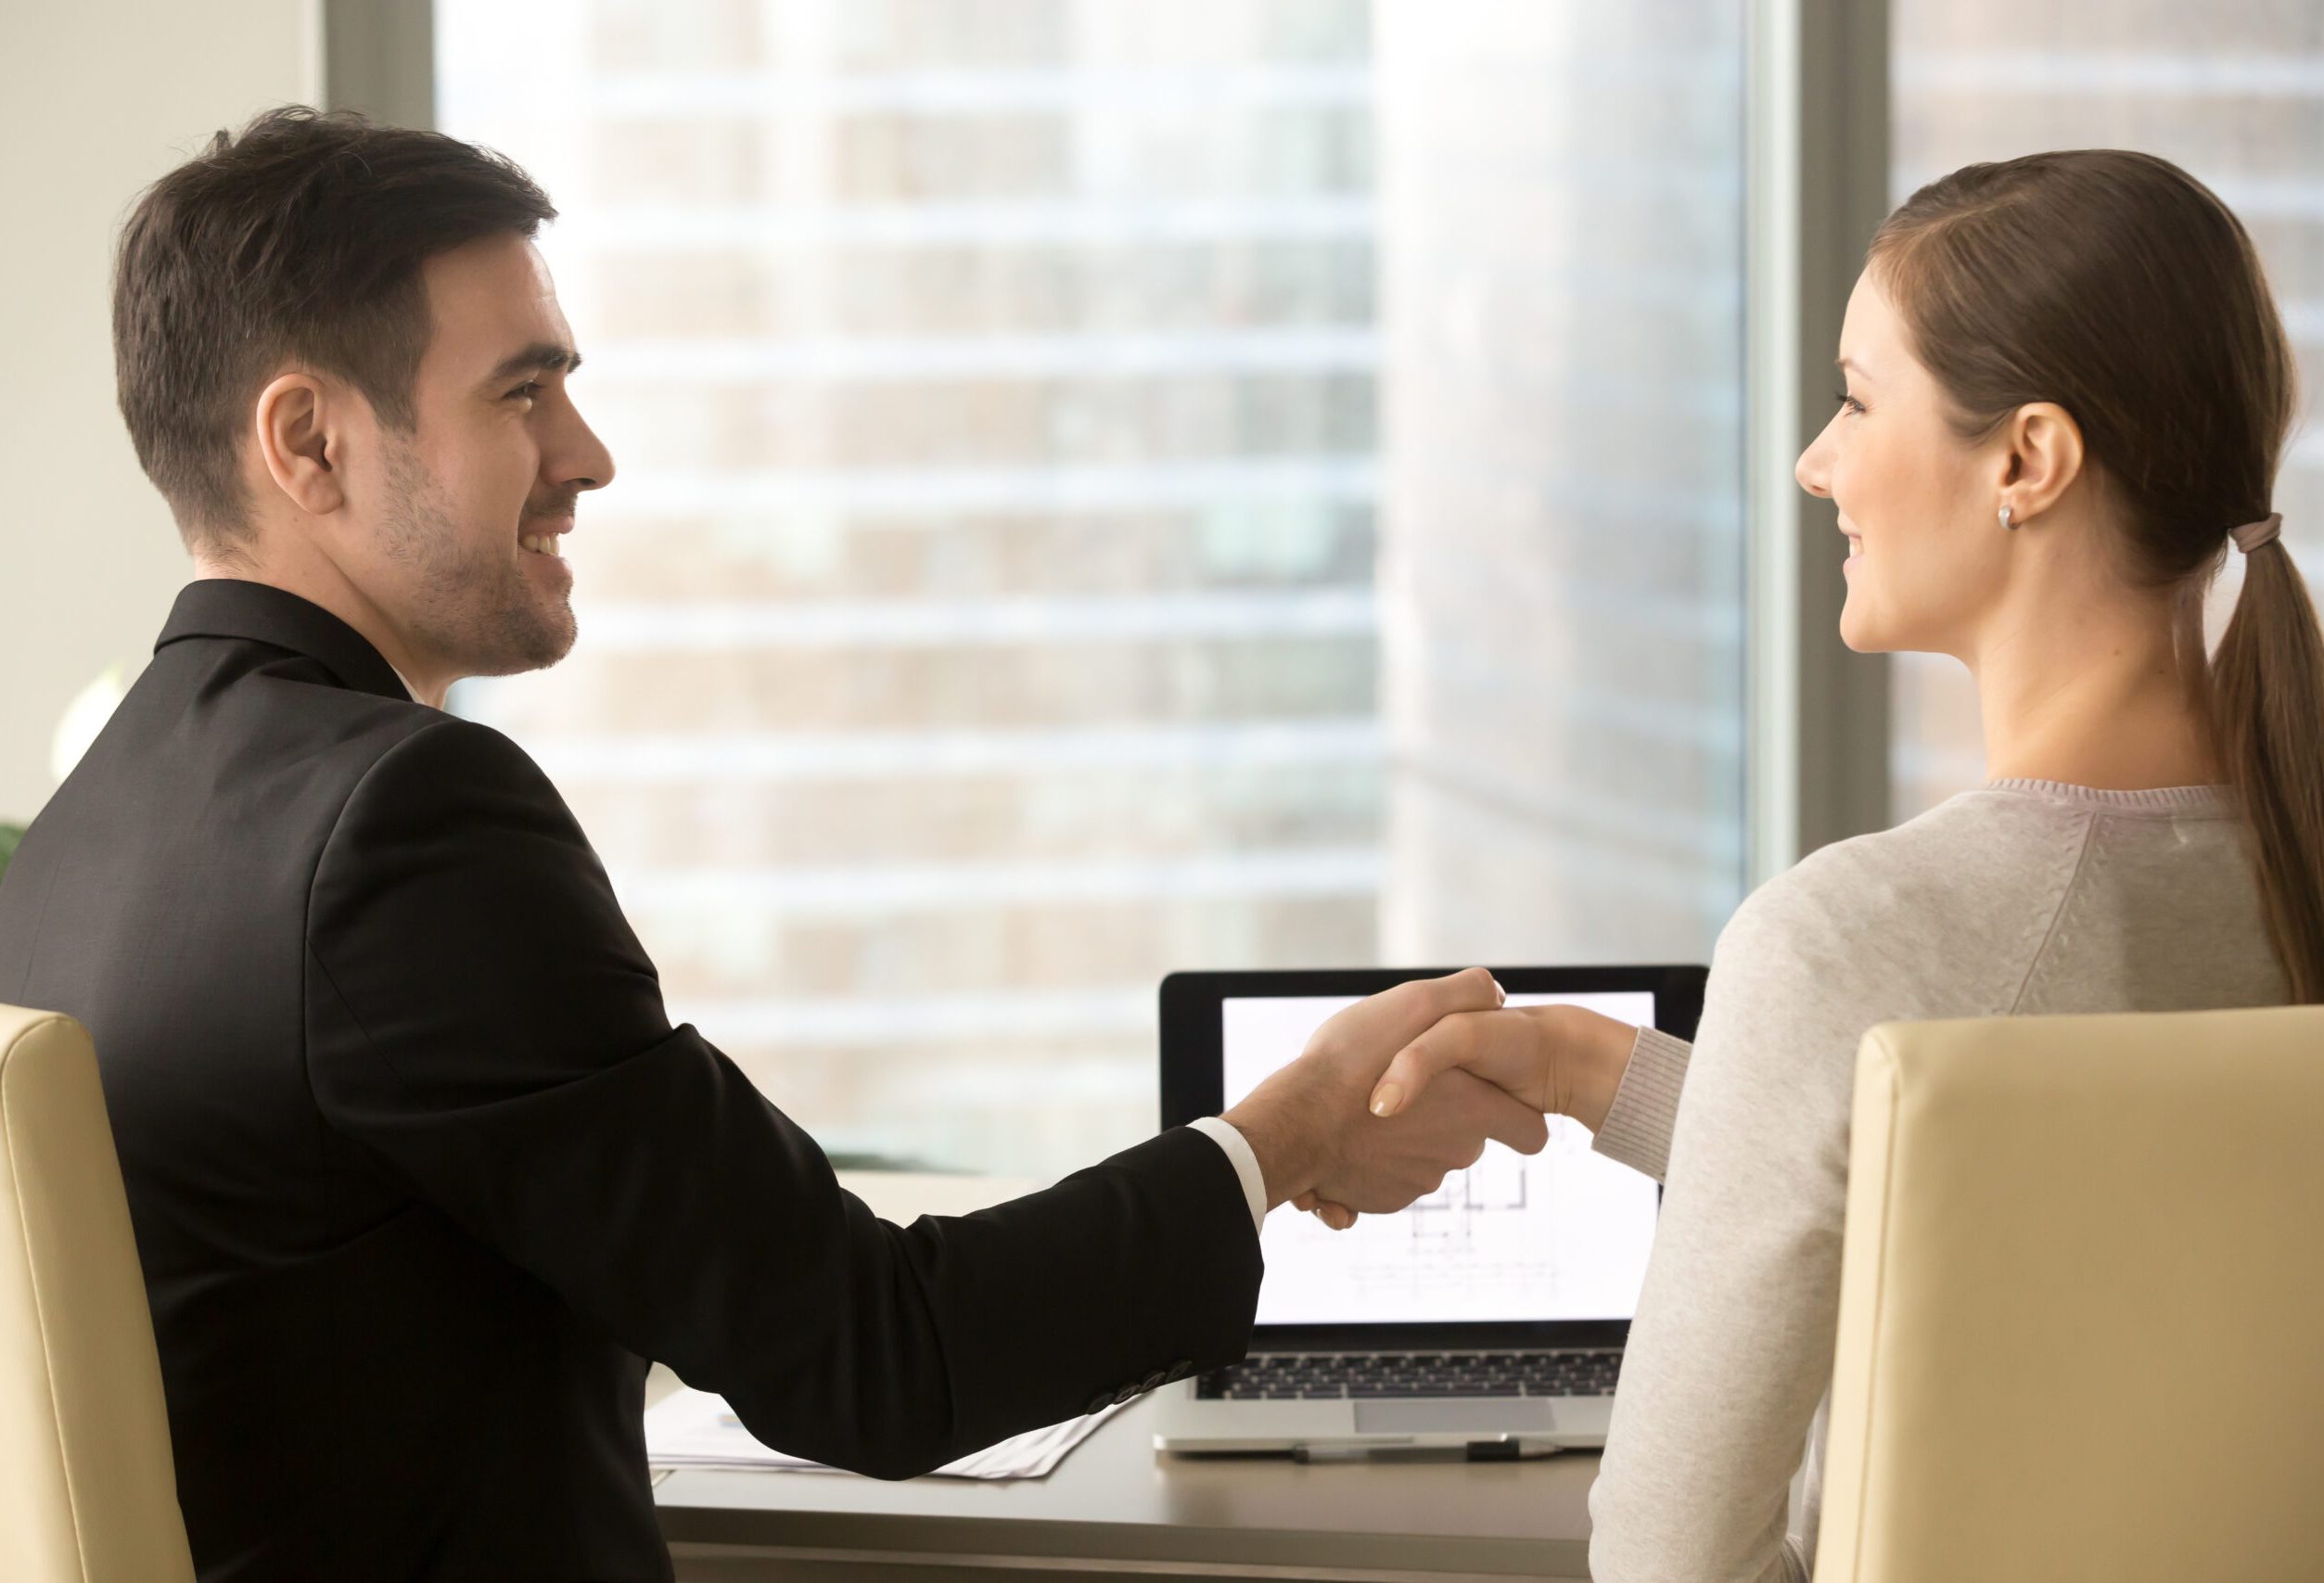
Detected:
[656,1393,1596,1581]
[652,1172,1597,1581]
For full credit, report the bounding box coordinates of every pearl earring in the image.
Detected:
[1999,504,2017,531]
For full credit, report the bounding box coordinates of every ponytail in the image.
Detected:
[2212,539,2324,1002]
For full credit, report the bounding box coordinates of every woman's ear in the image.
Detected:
[252,372,347,517]
[1998,401,2087,524]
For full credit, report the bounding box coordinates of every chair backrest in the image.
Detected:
[1816,1004,2324,1583]
[0,1005,195,1583]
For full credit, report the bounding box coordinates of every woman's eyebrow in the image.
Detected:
[1836,355,1871,382]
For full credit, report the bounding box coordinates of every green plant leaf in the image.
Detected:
[0,823,23,887]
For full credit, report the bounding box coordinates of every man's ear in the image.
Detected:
[1998,400,2087,523]
[252,372,347,517]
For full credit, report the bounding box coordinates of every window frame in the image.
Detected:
[322,0,434,131]
[1743,0,1895,882]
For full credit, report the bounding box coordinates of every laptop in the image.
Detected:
[1153,964,1706,1456]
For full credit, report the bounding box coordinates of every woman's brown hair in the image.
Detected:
[1870,149,2322,1001]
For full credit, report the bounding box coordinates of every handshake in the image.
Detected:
[1219,968,1641,1231]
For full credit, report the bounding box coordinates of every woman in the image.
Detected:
[1353,149,2320,1580]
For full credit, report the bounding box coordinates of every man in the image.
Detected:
[0,109,1544,1582]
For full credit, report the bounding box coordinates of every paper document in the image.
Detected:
[645,1385,1121,1480]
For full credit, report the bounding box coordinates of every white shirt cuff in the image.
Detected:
[1185,1116,1268,1233]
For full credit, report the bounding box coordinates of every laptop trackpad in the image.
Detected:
[1355,1399,1560,1435]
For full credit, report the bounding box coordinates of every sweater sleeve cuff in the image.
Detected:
[1185,1117,1269,1232]
[1590,1026,1691,1184]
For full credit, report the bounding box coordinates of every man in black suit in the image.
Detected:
[0,109,1544,1582]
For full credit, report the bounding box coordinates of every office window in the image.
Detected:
[1888,1,2324,820]
[435,0,1749,1177]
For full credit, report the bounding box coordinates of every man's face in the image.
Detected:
[342,233,613,683]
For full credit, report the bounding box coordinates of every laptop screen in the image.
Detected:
[1220,989,1661,1327]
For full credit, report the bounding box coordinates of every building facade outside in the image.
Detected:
[436,0,1752,1177]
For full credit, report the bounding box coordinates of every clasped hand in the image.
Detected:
[1219,968,1640,1230]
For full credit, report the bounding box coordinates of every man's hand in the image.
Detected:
[1294,1002,1645,1230]
[1220,968,1550,1216]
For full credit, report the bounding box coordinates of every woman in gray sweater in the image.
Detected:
[1350,149,2321,1580]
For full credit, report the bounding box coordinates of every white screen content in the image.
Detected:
[1222,991,1661,1326]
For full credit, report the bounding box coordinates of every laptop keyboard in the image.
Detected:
[1195,1348,1622,1401]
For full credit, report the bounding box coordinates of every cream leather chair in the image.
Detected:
[1816,1004,2324,1583]
[0,1005,195,1583]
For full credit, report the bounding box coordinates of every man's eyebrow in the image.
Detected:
[482,342,582,385]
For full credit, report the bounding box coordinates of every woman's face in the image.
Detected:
[1795,267,2011,657]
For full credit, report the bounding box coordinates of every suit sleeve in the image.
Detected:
[302,718,1261,1478]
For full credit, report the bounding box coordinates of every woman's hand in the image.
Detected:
[1293,1003,1643,1231]
[1219,968,1548,1215]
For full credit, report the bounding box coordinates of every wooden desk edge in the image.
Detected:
[658,1502,1590,1580]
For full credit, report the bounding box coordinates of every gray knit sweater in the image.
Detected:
[1583,780,2287,1583]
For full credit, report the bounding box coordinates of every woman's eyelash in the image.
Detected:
[1832,389,1864,415]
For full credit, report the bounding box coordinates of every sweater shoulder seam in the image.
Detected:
[2002,810,2101,1015]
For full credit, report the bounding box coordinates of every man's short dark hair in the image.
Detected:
[113,106,556,549]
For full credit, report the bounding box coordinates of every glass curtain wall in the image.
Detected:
[435,0,1749,1178]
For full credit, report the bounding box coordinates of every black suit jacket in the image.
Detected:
[0,580,1261,1583]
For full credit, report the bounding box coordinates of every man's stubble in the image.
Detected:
[377,435,577,680]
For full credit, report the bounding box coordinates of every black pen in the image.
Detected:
[1291,1439,1569,1463]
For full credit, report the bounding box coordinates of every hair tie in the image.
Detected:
[2231,513,2283,554]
